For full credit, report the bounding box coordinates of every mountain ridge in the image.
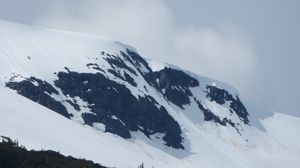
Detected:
[0,19,299,168]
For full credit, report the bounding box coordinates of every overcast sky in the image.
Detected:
[0,0,299,117]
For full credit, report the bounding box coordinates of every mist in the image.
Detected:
[0,0,299,117]
[35,0,257,92]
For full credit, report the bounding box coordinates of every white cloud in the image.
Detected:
[34,0,258,96]
[174,23,258,91]
[35,0,176,60]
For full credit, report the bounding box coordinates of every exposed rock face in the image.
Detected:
[5,77,70,118]
[5,49,249,149]
[145,67,199,109]
[55,71,183,149]
[194,98,236,127]
[205,85,249,124]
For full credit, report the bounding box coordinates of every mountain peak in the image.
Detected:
[1,19,299,168]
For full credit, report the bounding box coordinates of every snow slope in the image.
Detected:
[0,20,299,168]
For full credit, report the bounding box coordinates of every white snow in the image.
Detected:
[0,20,299,168]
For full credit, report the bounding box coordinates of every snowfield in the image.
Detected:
[0,20,299,168]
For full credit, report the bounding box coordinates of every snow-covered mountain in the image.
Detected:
[0,20,299,168]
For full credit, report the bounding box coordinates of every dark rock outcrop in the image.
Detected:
[4,48,251,149]
[194,98,235,127]
[205,85,249,124]
[54,71,184,149]
[145,67,199,109]
[5,77,70,118]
